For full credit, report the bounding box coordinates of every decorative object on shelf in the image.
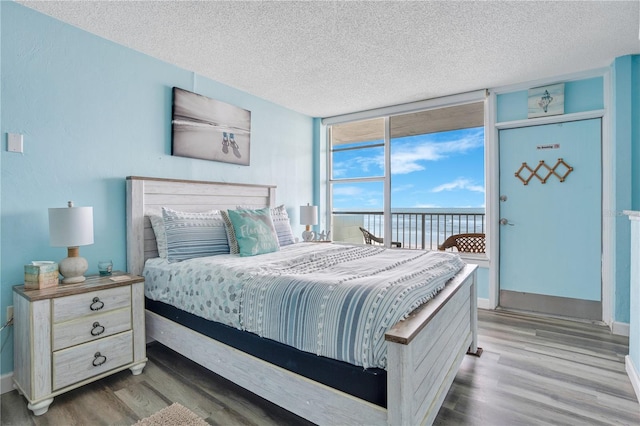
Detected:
[299,204,318,242]
[24,261,58,289]
[310,231,332,243]
[98,260,113,276]
[48,201,94,284]
[515,158,573,185]
[171,87,251,166]
[528,83,564,118]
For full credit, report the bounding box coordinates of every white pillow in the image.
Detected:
[270,205,296,247]
[148,214,168,259]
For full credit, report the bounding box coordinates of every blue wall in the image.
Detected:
[632,56,640,212]
[475,266,489,300]
[0,2,314,374]
[497,77,604,122]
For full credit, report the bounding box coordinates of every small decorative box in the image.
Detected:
[24,261,59,289]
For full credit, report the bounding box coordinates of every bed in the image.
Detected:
[126,176,479,425]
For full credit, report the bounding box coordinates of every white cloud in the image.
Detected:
[391,130,484,175]
[432,178,484,193]
[331,164,348,178]
[332,155,384,178]
[333,186,363,196]
[334,130,483,177]
[365,197,381,207]
[392,183,415,193]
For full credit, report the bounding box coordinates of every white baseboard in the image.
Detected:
[1,372,14,395]
[612,321,630,336]
[626,356,640,403]
[477,298,491,310]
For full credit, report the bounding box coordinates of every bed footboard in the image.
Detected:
[385,263,478,425]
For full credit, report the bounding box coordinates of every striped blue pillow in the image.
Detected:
[162,208,230,262]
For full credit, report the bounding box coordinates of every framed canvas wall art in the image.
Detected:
[172,87,251,165]
[528,83,564,119]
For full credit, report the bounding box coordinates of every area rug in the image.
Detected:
[133,403,209,426]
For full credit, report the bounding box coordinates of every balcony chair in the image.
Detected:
[438,233,485,253]
[359,227,402,248]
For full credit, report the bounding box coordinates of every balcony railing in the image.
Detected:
[332,209,485,250]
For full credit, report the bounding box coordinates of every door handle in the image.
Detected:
[499,218,514,226]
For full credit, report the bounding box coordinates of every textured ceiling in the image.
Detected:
[17,1,640,118]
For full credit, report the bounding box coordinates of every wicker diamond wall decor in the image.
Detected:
[515,158,573,185]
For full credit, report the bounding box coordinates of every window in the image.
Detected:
[328,100,485,250]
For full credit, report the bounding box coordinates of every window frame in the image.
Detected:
[325,91,489,258]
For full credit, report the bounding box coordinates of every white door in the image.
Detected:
[499,119,602,320]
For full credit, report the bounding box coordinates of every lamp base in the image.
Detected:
[59,254,88,284]
[302,230,315,242]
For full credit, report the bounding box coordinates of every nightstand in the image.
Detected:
[13,272,147,416]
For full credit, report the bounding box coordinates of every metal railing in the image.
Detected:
[332,209,485,250]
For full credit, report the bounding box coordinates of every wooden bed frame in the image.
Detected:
[126,176,479,426]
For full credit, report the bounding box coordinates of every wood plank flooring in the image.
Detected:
[2,309,638,425]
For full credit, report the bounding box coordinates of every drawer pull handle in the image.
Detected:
[90,297,104,311]
[91,322,105,336]
[92,352,107,367]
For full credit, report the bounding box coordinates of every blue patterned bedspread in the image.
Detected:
[144,243,464,369]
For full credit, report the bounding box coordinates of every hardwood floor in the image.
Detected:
[2,309,638,425]
[436,310,639,425]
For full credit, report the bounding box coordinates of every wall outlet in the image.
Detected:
[6,306,13,324]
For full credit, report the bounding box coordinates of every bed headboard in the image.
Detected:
[126,176,276,276]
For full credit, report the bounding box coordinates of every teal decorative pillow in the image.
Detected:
[162,208,230,262]
[233,204,295,248]
[227,208,280,256]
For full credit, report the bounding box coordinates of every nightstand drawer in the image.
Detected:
[52,307,132,351]
[52,331,133,391]
[53,286,131,323]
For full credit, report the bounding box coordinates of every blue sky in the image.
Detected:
[332,127,485,210]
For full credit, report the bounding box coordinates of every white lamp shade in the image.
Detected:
[49,205,94,247]
[299,204,318,226]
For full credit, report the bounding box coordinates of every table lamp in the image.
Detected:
[49,201,94,284]
[299,204,318,242]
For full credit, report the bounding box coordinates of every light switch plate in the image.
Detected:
[8,133,23,153]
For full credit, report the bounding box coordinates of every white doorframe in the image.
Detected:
[491,108,610,325]
[485,91,499,310]
[488,67,613,328]
[601,70,614,330]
